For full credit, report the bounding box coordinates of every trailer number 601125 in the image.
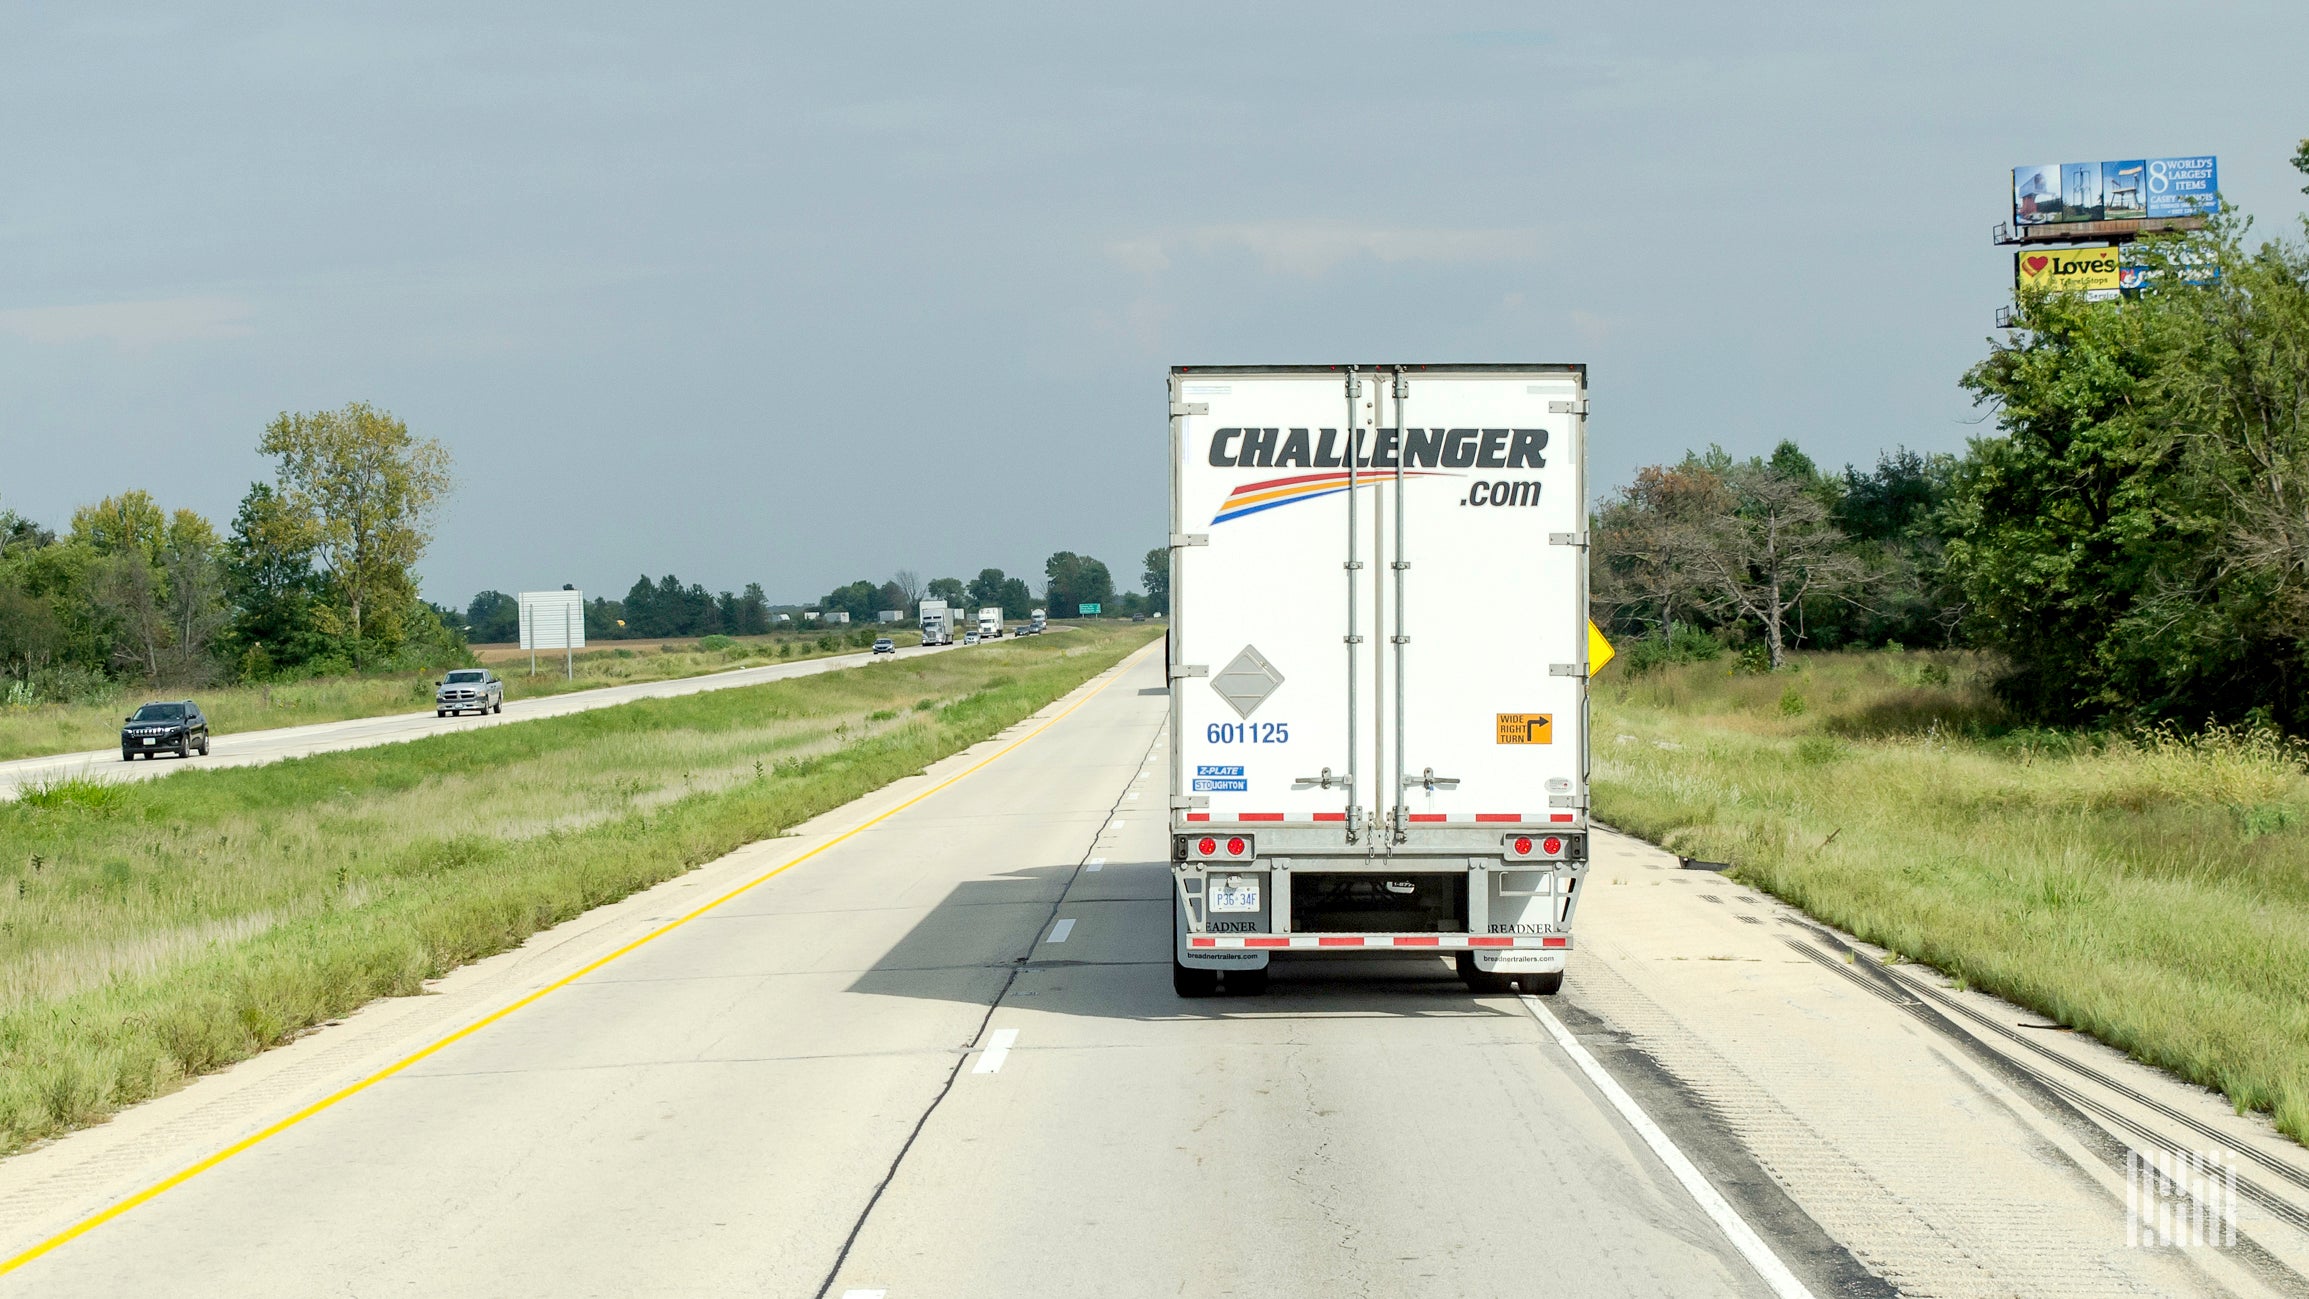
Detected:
[1208,722,1289,744]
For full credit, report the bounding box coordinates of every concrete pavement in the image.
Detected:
[4,646,2305,1296]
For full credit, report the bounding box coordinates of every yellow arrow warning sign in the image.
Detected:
[1589,621,1616,675]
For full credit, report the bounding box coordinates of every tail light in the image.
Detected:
[1503,833,1580,862]
[1226,837,1246,857]
[1197,837,1217,856]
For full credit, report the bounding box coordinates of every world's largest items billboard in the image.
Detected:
[2012,157,2217,227]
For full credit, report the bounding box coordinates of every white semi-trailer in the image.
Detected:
[919,599,954,646]
[977,607,1003,638]
[1167,364,1591,998]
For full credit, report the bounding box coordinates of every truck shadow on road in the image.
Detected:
[844,862,1524,1022]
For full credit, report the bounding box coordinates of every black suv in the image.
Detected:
[122,701,210,760]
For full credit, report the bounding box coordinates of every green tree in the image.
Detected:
[821,579,882,624]
[258,402,452,659]
[1044,551,1114,617]
[1949,288,2189,720]
[926,577,966,605]
[966,569,1008,609]
[84,550,169,680]
[224,482,329,674]
[997,576,1033,614]
[585,596,629,639]
[466,591,520,643]
[161,509,227,678]
[71,492,176,680]
[1141,547,1169,616]
[734,583,771,635]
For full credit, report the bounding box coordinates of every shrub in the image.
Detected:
[1621,626,1724,676]
[697,635,736,653]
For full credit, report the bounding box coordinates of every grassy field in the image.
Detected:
[1592,650,2309,1143]
[0,624,1155,1154]
[0,631,908,763]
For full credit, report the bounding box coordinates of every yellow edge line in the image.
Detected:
[0,643,1156,1277]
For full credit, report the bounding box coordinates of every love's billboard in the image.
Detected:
[2015,245,2123,295]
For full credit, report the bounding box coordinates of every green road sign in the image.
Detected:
[1079,603,1101,615]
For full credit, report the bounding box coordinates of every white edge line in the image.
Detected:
[1520,995,1815,1299]
[1046,918,1075,944]
[972,1027,1019,1074]
[1086,857,1105,871]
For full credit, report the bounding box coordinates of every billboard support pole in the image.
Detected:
[566,604,575,680]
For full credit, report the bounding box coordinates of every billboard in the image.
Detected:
[518,590,585,651]
[2012,157,2215,226]
[2016,245,2122,295]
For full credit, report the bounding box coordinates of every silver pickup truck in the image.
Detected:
[436,668,504,717]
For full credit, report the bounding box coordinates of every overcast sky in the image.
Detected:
[5,2,2306,608]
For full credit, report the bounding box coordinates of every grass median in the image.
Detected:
[0,631,901,764]
[0,624,1156,1154]
[1592,651,2309,1144]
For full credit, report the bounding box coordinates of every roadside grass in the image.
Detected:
[1593,650,2309,1144]
[0,624,1156,1154]
[0,631,905,763]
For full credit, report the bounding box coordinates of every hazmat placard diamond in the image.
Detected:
[1211,645,1283,718]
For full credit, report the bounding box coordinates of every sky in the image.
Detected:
[4,2,2307,609]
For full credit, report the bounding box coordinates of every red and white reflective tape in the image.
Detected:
[1187,933,1571,950]
[1182,811,1577,824]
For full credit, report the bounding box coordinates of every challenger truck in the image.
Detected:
[1166,364,1592,997]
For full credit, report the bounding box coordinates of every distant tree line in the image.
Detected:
[461,549,1161,645]
[0,403,462,703]
[1596,143,2309,731]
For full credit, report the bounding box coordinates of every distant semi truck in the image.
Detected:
[1166,363,1592,998]
[977,607,1003,638]
[919,599,955,646]
[1029,608,1048,633]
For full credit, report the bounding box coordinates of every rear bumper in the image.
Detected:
[1186,932,1568,951]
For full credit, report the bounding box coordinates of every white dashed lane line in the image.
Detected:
[971,1029,1019,1075]
[1045,918,1076,944]
[1085,857,1105,872]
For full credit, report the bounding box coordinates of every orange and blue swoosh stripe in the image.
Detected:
[1212,471,1449,524]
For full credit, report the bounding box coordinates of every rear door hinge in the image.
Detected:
[1548,794,1583,808]
[1170,533,1209,548]
[1548,532,1588,547]
[1171,402,1209,417]
[1171,664,1208,680]
[1171,795,1209,809]
[1549,664,1586,678]
[1549,399,1588,415]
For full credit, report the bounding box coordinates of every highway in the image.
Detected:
[3,646,2306,1297]
[0,641,956,801]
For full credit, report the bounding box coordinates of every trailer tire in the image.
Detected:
[1172,958,1219,998]
[1521,970,1564,996]
[1456,952,1514,995]
[1226,967,1269,996]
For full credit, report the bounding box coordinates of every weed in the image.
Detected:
[14,775,129,816]
[1595,649,2309,1145]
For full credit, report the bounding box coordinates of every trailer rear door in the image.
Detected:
[1170,365,1587,837]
